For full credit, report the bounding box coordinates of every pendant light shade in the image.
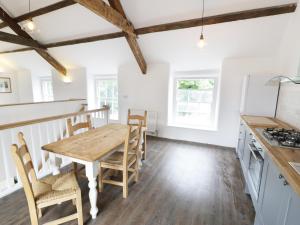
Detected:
[198,0,206,48]
[24,18,36,31]
[197,33,206,48]
[22,0,36,32]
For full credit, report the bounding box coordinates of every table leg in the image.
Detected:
[50,153,60,175]
[86,161,98,219]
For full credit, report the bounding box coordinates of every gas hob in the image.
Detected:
[256,127,300,149]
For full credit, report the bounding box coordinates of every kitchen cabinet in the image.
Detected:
[237,121,300,225]
[256,156,300,225]
[257,156,289,225]
[237,121,246,158]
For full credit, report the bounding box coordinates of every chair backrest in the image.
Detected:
[11,132,37,207]
[127,109,147,127]
[67,114,92,136]
[123,123,142,166]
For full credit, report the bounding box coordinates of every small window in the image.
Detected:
[40,77,53,101]
[95,76,118,120]
[170,77,218,129]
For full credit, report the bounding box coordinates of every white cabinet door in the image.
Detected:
[259,158,288,225]
[281,186,300,225]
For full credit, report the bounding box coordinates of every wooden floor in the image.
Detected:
[0,137,255,225]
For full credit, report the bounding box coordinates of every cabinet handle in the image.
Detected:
[283,180,289,186]
[279,174,284,179]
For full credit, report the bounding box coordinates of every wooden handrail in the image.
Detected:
[0,106,109,131]
[0,99,86,108]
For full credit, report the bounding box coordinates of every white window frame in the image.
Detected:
[169,76,219,130]
[94,75,119,121]
[40,76,53,102]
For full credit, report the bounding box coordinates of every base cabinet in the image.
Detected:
[238,121,300,225]
[256,156,300,225]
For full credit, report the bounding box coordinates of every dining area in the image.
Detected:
[6,107,148,225]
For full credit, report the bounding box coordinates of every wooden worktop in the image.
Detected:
[241,115,300,197]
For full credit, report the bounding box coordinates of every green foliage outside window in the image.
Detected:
[177,79,214,90]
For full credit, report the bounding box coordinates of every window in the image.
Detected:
[170,77,218,129]
[40,77,53,101]
[95,76,118,120]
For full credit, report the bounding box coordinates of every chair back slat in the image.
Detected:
[10,133,37,208]
[127,109,147,127]
[123,123,142,165]
[67,114,92,136]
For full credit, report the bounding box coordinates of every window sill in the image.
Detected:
[167,123,218,131]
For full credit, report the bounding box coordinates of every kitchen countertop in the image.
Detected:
[241,115,300,197]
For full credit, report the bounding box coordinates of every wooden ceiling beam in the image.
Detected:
[0,3,296,55]
[136,3,297,35]
[0,7,67,75]
[0,0,76,29]
[74,0,135,36]
[0,31,46,49]
[108,0,147,74]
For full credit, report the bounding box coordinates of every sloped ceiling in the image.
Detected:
[0,0,297,74]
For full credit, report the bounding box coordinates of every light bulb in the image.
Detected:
[25,19,36,31]
[197,33,206,48]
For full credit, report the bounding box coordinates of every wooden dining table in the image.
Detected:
[42,123,128,219]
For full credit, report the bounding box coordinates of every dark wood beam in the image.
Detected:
[108,0,146,74]
[0,31,46,48]
[0,0,76,29]
[136,3,297,35]
[0,7,67,75]
[0,3,296,55]
[74,0,135,36]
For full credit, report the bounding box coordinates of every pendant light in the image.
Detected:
[23,0,36,32]
[197,0,206,48]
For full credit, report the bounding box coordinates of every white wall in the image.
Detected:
[0,99,87,125]
[118,59,277,147]
[52,68,87,101]
[0,68,35,105]
[275,5,300,129]
[0,71,19,105]
[16,69,34,103]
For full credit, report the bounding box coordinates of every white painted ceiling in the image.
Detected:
[0,0,297,74]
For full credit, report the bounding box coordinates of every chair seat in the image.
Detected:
[33,172,79,205]
[102,152,136,166]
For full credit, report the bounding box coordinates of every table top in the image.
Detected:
[42,124,128,162]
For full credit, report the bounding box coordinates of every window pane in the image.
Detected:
[41,78,53,101]
[95,78,118,120]
[175,78,215,127]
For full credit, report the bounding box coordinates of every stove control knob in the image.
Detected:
[279,174,284,179]
[283,180,289,186]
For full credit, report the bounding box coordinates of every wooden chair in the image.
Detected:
[11,132,83,225]
[67,114,92,175]
[99,124,142,198]
[127,109,148,160]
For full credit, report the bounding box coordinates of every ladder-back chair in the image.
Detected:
[11,132,83,225]
[67,114,92,175]
[99,123,142,198]
[127,109,147,160]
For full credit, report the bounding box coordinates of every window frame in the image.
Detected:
[94,75,119,121]
[40,76,53,102]
[171,76,219,130]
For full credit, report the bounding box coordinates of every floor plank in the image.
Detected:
[0,137,255,225]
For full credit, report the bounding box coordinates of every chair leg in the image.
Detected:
[38,208,42,219]
[122,170,128,198]
[76,191,83,225]
[98,166,104,193]
[142,132,147,160]
[29,208,39,225]
[134,159,139,183]
[73,162,78,177]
